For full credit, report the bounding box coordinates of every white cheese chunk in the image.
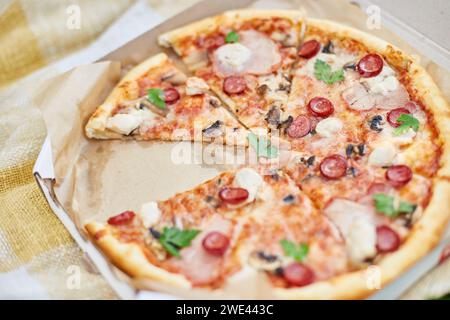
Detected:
[315,117,343,138]
[363,64,398,96]
[214,43,252,72]
[106,113,142,135]
[186,76,210,96]
[235,168,264,202]
[346,218,377,265]
[139,201,161,228]
[368,144,397,167]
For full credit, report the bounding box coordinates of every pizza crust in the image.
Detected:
[85,53,171,140]
[85,12,450,299]
[158,9,305,52]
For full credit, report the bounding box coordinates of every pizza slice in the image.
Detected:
[85,167,349,295]
[158,10,304,133]
[85,53,248,146]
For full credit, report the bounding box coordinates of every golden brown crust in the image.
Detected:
[85,222,191,288]
[158,9,305,52]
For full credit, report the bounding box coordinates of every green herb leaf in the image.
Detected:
[225,31,239,43]
[158,227,200,257]
[314,59,345,85]
[147,88,166,109]
[373,193,416,218]
[393,114,420,136]
[280,239,309,262]
[247,132,278,159]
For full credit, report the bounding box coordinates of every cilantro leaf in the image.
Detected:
[314,59,345,85]
[280,239,309,262]
[158,227,200,257]
[373,193,396,217]
[373,193,416,218]
[393,114,419,136]
[147,88,166,109]
[225,31,239,43]
[247,132,278,159]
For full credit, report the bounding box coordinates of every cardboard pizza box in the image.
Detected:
[32,0,450,300]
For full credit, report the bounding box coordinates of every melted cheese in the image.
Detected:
[139,201,161,228]
[106,113,142,135]
[368,144,397,166]
[214,43,252,73]
[235,168,264,202]
[315,117,343,138]
[346,218,377,265]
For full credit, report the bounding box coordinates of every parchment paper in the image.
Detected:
[32,0,450,297]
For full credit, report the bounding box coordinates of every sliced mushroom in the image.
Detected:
[202,120,224,138]
[161,70,187,86]
[343,61,357,71]
[265,106,281,128]
[248,251,282,271]
[322,41,334,54]
[139,99,168,116]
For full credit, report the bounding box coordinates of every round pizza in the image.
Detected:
[84,10,450,299]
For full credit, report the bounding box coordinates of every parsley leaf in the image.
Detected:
[225,31,239,43]
[373,193,416,218]
[314,59,345,85]
[280,239,309,262]
[158,227,200,257]
[147,88,166,109]
[247,132,278,159]
[393,114,420,136]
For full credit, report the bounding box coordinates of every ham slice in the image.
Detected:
[342,81,410,111]
[169,214,233,286]
[212,30,281,77]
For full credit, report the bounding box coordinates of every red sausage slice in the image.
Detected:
[219,187,249,205]
[357,53,384,78]
[298,40,321,59]
[307,97,334,117]
[163,88,180,104]
[376,225,401,253]
[386,108,410,127]
[320,155,348,179]
[286,115,311,138]
[385,165,413,188]
[202,231,230,256]
[107,211,135,226]
[283,262,315,287]
[223,76,247,94]
[203,34,225,51]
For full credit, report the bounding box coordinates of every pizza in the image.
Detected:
[84,10,450,299]
[85,52,248,146]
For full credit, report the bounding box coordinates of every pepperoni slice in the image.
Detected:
[223,76,247,94]
[439,244,450,264]
[298,40,321,59]
[386,108,410,127]
[307,97,334,117]
[283,262,315,287]
[219,187,249,205]
[202,231,230,256]
[286,115,311,138]
[163,88,180,104]
[385,165,413,188]
[357,53,384,78]
[320,155,348,179]
[376,225,401,253]
[107,211,135,226]
[203,34,225,51]
[367,182,392,195]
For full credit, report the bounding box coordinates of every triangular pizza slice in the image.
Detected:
[158,10,305,134]
[85,53,248,146]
